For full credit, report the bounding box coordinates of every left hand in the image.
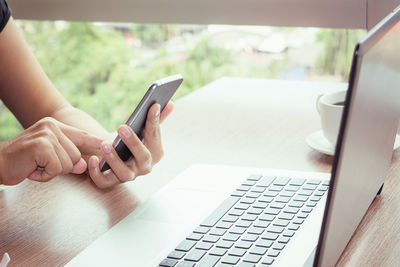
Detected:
[87,102,174,189]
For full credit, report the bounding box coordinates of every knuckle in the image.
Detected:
[37,117,58,130]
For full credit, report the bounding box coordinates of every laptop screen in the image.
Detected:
[314,8,400,267]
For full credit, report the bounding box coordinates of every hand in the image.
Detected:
[87,102,174,189]
[0,117,103,185]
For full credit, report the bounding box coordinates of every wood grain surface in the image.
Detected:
[0,77,398,266]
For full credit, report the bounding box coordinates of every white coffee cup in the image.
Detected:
[317,90,347,146]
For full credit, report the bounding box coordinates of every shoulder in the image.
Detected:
[0,0,11,33]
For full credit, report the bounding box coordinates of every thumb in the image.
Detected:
[71,158,87,174]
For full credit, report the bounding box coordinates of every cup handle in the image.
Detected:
[316,94,323,114]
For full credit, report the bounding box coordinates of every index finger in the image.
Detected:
[57,123,103,149]
[160,101,174,124]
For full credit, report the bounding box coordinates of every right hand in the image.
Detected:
[0,117,103,185]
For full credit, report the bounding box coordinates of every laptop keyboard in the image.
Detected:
[159,174,329,267]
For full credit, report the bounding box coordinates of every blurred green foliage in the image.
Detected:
[0,22,362,141]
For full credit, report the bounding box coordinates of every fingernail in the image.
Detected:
[102,143,112,154]
[121,126,131,138]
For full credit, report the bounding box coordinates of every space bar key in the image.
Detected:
[200,196,240,227]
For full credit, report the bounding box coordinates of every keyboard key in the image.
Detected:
[293,195,308,202]
[194,226,210,234]
[302,207,313,213]
[237,262,256,267]
[251,187,266,193]
[222,215,239,223]
[235,240,253,249]
[278,213,294,220]
[293,218,304,225]
[261,256,275,265]
[310,196,321,202]
[237,185,252,191]
[306,201,317,207]
[247,207,264,215]
[314,191,325,197]
[242,214,258,221]
[210,228,226,236]
[285,185,300,192]
[176,262,195,267]
[242,234,259,242]
[267,249,281,257]
[160,258,178,267]
[298,189,314,196]
[196,242,213,250]
[265,208,280,215]
[229,209,244,216]
[253,221,270,228]
[280,191,295,197]
[200,196,239,227]
[203,235,220,243]
[318,185,329,191]
[259,214,275,221]
[275,196,291,203]
[259,196,274,203]
[235,203,251,210]
[278,236,291,244]
[228,247,247,257]
[216,222,233,229]
[185,249,206,262]
[262,232,279,240]
[283,230,295,237]
[216,240,234,249]
[221,255,240,265]
[303,184,317,191]
[269,202,286,209]
[242,180,256,186]
[273,243,285,250]
[284,207,299,214]
[322,180,330,186]
[273,219,289,227]
[289,178,306,186]
[167,251,185,260]
[240,197,256,204]
[209,247,227,256]
[245,192,261,199]
[297,212,309,219]
[247,227,265,235]
[248,174,263,181]
[186,233,203,241]
[236,220,252,228]
[255,176,275,187]
[176,240,196,252]
[288,201,304,208]
[197,255,220,267]
[269,185,284,192]
[267,226,284,234]
[229,226,246,235]
[288,223,300,230]
[253,201,268,209]
[231,190,246,197]
[223,233,240,242]
[263,191,278,197]
[273,177,291,186]
[249,246,268,255]
[243,254,262,263]
[256,239,273,248]
[307,179,321,185]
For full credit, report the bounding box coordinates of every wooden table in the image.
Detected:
[1,77,399,266]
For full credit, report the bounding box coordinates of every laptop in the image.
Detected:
[67,7,400,267]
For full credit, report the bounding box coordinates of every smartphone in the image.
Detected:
[99,74,183,172]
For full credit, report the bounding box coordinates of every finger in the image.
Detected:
[71,158,87,174]
[142,104,163,164]
[29,146,62,182]
[58,123,103,149]
[118,125,152,175]
[100,141,137,183]
[51,125,83,166]
[160,101,174,123]
[87,156,120,189]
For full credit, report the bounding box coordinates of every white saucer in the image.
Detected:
[306,130,400,156]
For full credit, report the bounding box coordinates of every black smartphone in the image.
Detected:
[99,74,183,172]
